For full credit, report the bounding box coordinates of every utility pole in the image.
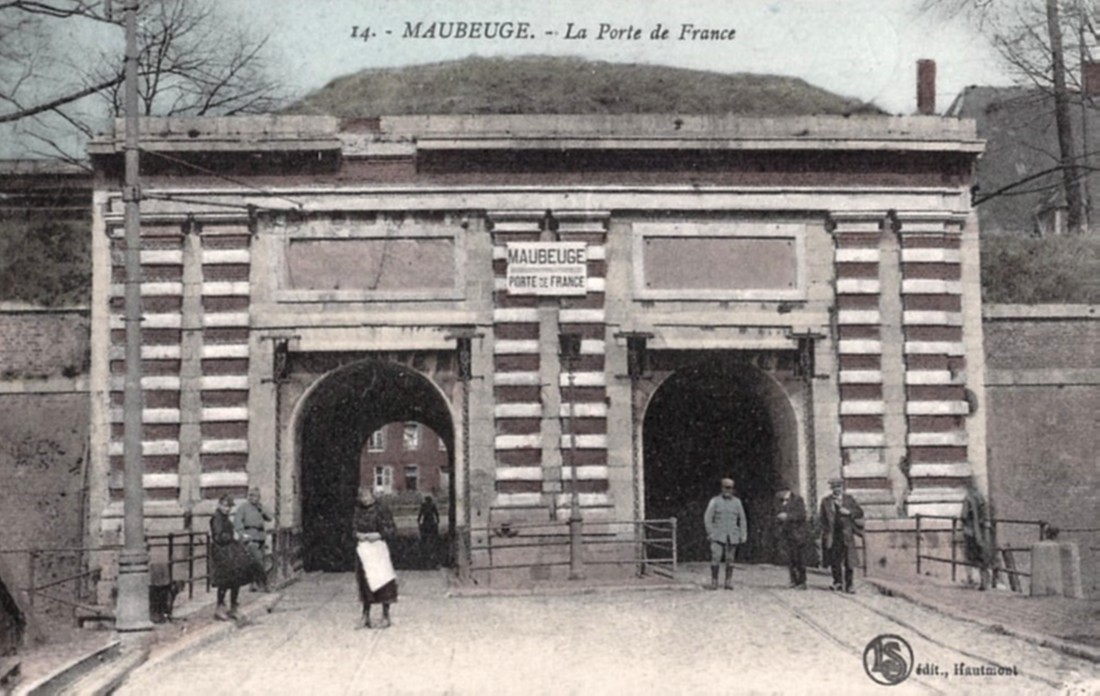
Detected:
[115,0,152,633]
[560,332,584,581]
[1048,0,1086,234]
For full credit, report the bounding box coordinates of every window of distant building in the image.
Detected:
[374,465,393,493]
[367,428,385,452]
[403,423,420,450]
[405,465,419,492]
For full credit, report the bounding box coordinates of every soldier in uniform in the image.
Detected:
[703,478,748,590]
[233,487,272,591]
[775,482,809,589]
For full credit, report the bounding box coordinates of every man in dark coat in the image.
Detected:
[960,482,996,590]
[703,478,747,590]
[819,478,864,593]
[209,494,253,620]
[353,488,398,629]
[775,482,809,589]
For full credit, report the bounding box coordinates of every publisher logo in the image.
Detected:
[863,634,914,686]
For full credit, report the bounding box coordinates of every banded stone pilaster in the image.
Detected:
[108,225,185,503]
[555,212,610,520]
[897,214,971,515]
[831,213,896,508]
[488,213,545,510]
[198,226,253,501]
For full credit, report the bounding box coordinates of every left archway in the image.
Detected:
[295,359,455,571]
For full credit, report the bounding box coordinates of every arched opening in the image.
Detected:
[359,420,451,569]
[643,355,799,563]
[296,359,455,572]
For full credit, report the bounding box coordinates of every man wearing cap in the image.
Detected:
[819,478,864,593]
[775,482,809,589]
[234,487,272,592]
[703,478,747,590]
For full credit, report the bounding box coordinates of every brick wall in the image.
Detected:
[0,393,89,623]
[0,306,89,378]
[983,305,1100,597]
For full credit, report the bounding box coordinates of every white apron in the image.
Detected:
[356,539,396,591]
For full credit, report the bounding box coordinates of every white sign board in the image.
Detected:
[505,242,588,295]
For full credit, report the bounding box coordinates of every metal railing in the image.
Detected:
[0,530,209,624]
[913,514,1048,591]
[468,517,677,579]
[0,547,105,613]
[147,530,209,599]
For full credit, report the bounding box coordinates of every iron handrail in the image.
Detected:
[915,513,1050,591]
[470,517,677,578]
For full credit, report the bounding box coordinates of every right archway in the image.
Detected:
[642,354,801,563]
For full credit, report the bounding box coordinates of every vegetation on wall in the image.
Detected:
[0,217,90,306]
[981,234,1100,304]
[285,55,883,118]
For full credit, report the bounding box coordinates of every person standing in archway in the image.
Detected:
[775,482,809,589]
[703,478,747,590]
[819,478,864,593]
[353,487,398,629]
[417,495,440,569]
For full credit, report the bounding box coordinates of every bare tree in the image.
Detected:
[0,0,284,162]
[922,0,1097,234]
[94,0,282,117]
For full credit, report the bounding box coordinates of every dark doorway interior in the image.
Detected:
[643,356,796,563]
[297,359,455,572]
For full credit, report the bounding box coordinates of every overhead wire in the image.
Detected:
[138,147,308,209]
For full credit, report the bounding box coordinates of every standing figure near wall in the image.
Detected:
[960,482,996,591]
[703,478,747,591]
[353,488,398,629]
[775,482,809,590]
[234,487,272,592]
[209,494,255,621]
[819,478,864,594]
[418,495,440,569]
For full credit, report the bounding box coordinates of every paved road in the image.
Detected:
[116,566,1096,695]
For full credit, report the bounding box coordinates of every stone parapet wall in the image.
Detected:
[0,305,89,379]
[982,304,1100,598]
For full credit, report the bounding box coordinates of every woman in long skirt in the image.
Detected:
[353,487,398,629]
[209,494,254,620]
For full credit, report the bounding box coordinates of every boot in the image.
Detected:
[708,566,719,590]
[724,565,734,590]
[227,604,241,621]
[214,605,229,621]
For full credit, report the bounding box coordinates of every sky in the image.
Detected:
[228,0,1011,114]
[3,0,1015,159]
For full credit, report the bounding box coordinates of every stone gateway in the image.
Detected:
[85,113,987,592]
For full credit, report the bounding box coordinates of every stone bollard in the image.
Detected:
[1030,541,1063,597]
[1059,541,1084,599]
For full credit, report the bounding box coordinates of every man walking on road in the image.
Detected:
[234,487,272,592]
[819,478,863,593]
[704,478,747,590]
[775,482,809,589]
